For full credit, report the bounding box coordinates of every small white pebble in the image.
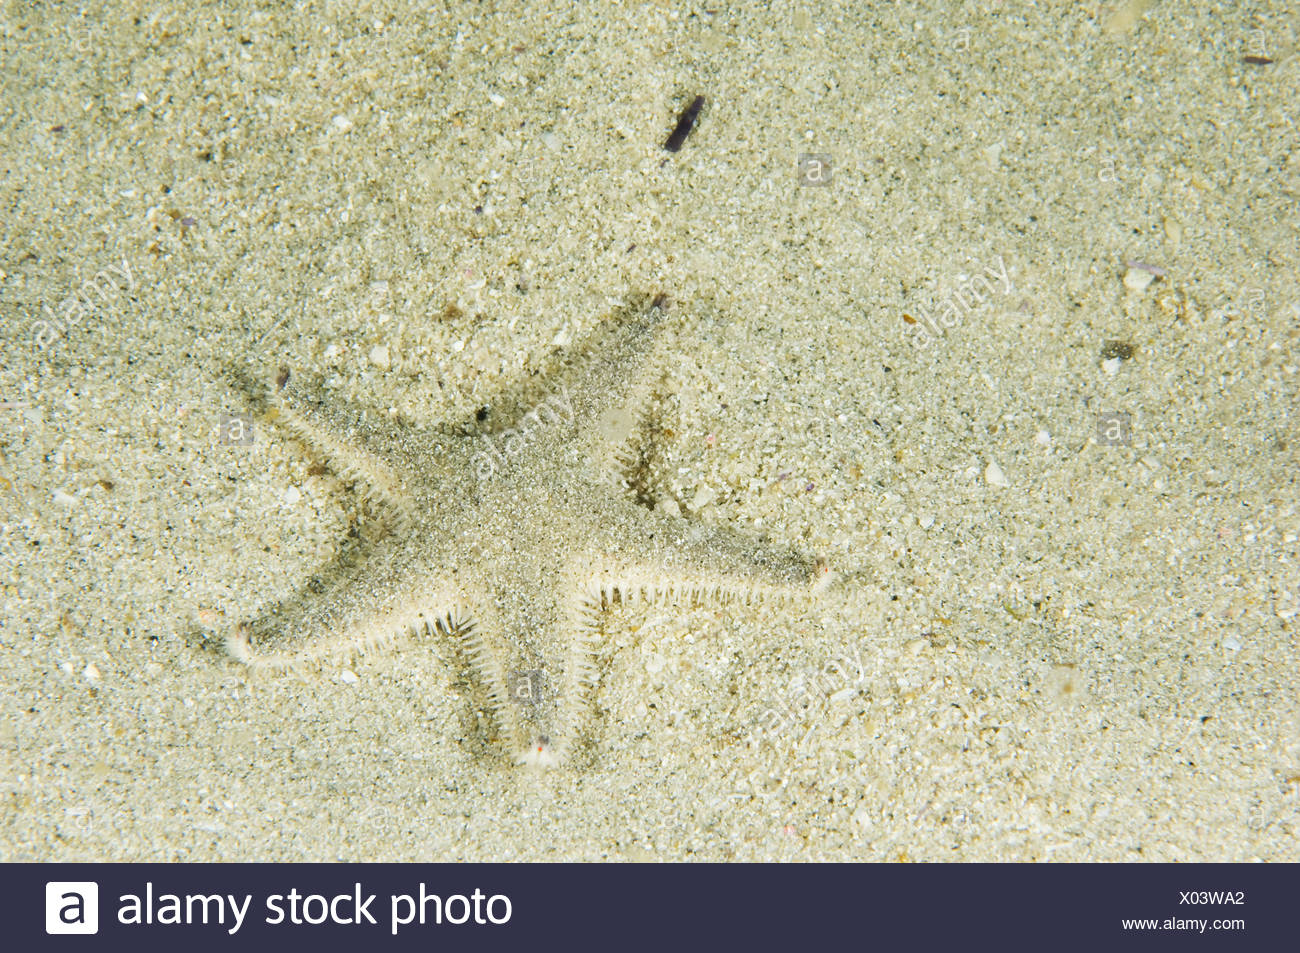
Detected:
[1123,266,1157,293]
[918,513,934,529]
[1035,429,1052,447]
[1276,598,1299,620]
[83,662,101,682]
[283,486,301,505]
[1105,0,1154,35]
[984,459,1009,487]
[60,661,73,675]
[692,485,716,509]
[332,115,353,132]
[488,93,506,107]
[1223,637,1242,652]
[369,344,391,370]
[1102,356,1121,376]
[323,343,341,361]
[52,488,78,507]
[658,497,681,518]
[339,670,359,684]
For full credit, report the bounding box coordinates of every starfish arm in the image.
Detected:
[468,294,668,477]
[585,499,820,602]
[564,294,669,476]
[550,588,607,767]
[272,372,419,520]
[436,596,532,764]
[225,533,460,669]
[557,293,666,431]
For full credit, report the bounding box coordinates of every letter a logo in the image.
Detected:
[46,882,99,934]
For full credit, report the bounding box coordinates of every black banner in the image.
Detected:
[11,864,1289,950]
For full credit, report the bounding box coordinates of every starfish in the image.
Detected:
[223,293,823,768]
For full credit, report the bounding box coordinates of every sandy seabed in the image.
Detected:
[1,1,1297,861]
